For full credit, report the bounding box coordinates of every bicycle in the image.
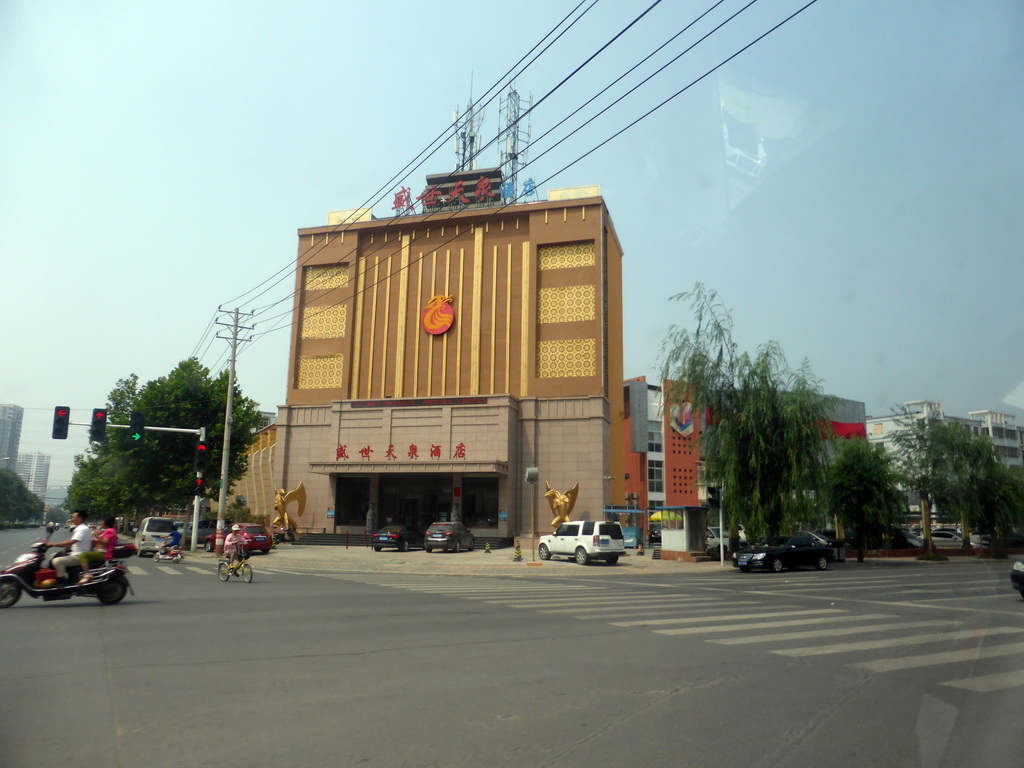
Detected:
[217,552,253,583]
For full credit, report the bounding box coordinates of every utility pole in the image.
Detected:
[213,307,252,555]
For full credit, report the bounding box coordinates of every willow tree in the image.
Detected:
[892,413,1024,550]
[660,284,833,541]
[827,436,906,562]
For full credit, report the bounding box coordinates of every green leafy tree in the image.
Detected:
[891,413,1024,550]
[0,468,45,524]
[67,358,262,519]
[660,284,833,540]
[827,437,906,562]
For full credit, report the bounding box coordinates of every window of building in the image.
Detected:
[647,421,662,453]
[648,459,664,494]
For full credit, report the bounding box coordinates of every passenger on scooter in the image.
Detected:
[94,516,119,564]
[44,510,92,584]
[224,524,245,568]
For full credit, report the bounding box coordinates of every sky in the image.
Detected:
[3,0,1024,490]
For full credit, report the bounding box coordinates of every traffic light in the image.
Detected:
[193,440,210,472]
[89,409,107,442]
[129,411,145,442]
[193,475,206,496]
[707,486,720,508]
[52,406,71,440]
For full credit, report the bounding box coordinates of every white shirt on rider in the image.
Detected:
[70,523,92,556]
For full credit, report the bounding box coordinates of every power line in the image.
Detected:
[237,0,681,331]
[215,0,599,312]
[234,0,808,341]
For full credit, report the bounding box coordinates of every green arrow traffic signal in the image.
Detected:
[129,411,145,442]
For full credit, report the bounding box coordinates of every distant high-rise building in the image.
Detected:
[0,404,24,472]
[16,452,50,499]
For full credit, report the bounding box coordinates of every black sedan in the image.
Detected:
[732,535,835,573]
[1012,559,1024,598]
[423,521,475,553]
[371,525,424,552]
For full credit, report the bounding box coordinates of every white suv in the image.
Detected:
[538,520,626,565]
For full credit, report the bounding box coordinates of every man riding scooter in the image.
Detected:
[43,510,93,584]
[157,526,182,557]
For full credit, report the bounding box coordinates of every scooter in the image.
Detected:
[153,544,184,564]
[0,526,135,609]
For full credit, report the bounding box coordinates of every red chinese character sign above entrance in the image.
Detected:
[422,295,455,335]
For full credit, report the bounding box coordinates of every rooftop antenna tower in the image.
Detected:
[454,76,485,172]
[499,83,532,201]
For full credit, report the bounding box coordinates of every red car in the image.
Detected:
[204,524,273,554]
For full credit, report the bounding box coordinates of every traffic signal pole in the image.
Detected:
[213,307,252,556]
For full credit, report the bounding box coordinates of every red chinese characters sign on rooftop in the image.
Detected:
[393,168,505,215]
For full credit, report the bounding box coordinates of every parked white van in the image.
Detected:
[134,516,177,557]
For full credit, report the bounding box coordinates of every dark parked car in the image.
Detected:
[184,518,230,547]
[732,535,835,573]
[1011,559,1024,598]
[423,522,475,553]
[204,524,272,554]
[371,525,424,552]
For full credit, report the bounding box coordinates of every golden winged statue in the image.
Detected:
[272,482,306,537]
[545,481,579,529]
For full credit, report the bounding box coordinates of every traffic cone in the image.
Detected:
[484,542,492,553]
[513,541,523,561]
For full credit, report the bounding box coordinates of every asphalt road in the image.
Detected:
[2,528,1023,768]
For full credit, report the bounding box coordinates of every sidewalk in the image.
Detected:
[181,543,938,578]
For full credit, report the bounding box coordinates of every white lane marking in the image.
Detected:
[711,620,959,645]
[186,567,209,575]
[155,566,183,575]
[616,608,845,627]
[854,641,1024,672]
[773,627,1024,657]
[491,594,685,608]
[655,614,889,636]
[127,566,147,575]
[548,599,763,615]
[942,669,1024,692]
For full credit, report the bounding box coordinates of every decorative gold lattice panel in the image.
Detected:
[536,339,596,378]
[537,285,596,324]
[301,305,347,339]
[304,265,349,291]
[296,354,344,389]
[538,242,595,270]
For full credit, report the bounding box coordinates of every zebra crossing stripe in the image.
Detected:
[127,565,147,575]
[186,567,208,574]
[942,668,1024,692]
[655,613,880,636]
[493,594,685,608]
[548,598,762,615]
[774,627,1024,657]
[616,608,842,627]
[711,619,958,645]
[854,640,1024,672]
[155,566,182,575]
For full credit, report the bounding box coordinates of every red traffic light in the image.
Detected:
[194,440,210,472]
[52,406,71,440]
[89,408,108,442]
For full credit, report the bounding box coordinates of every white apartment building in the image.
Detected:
[867,400,1023,468]
[16,452,50,499]
[0,404,24,472]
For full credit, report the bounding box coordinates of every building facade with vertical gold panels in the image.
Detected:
[275,184,625,547]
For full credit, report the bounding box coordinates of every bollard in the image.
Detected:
[637,541,645,556]
[513,541,523,561]
[484,542,492,553]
